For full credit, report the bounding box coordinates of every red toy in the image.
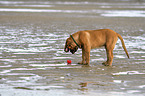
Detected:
[67,60,72,64]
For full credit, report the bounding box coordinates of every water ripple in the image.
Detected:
[0,1,145,95]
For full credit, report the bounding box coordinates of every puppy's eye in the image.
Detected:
[68,45,71,48]
[68,45,72,49]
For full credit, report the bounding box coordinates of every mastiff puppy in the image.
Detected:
[64,29,129,66]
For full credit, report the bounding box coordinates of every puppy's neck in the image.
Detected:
[71,34,81,48]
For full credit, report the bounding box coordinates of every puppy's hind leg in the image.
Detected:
[104,47,114,66]
[102,37,118,66]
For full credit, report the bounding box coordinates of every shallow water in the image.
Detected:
[0,0,145,96]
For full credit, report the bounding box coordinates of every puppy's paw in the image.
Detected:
[78,62,83,65]
[102,62,110,66]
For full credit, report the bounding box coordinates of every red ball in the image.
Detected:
[67,60,72,64]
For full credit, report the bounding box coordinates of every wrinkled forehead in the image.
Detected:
[66,41,71,46]
[66,38,72,44]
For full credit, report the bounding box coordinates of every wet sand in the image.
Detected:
[0,0,145,96]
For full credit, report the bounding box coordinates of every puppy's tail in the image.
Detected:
[117,33,130,58]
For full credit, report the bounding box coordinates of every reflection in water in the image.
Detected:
[79,82,88,91]
[80,82,88,87]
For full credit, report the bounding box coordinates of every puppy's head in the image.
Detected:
[64,38,78,54]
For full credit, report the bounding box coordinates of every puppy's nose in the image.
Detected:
[64,47,69,52]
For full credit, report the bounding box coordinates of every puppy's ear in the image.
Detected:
[75,46,78,51]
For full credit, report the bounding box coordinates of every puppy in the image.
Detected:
[64,29,129,66]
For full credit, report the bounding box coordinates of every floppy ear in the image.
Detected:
[75,46,78,51]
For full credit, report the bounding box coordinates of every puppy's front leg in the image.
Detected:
[78,49,85,64]
[78,47,90,65]
[84,45,91,65]
[82,49,86,64]
[85,51,90,65]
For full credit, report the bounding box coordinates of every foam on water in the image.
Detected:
[101,10,145,17]
[112,71,145,76]
[0,8,145,18]
[0,8,94,13]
